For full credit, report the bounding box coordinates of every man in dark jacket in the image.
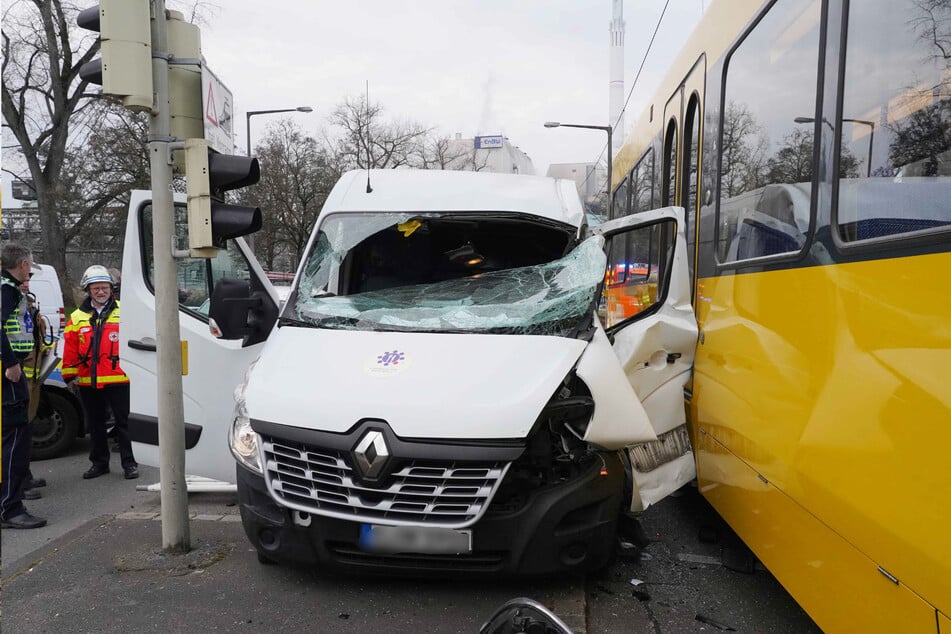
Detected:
[1,242,47,529]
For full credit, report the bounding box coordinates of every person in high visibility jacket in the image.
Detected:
[17,276,55,501]
[62,265,138,480]
[1,242,46,529]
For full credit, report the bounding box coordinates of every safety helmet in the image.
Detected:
[80,264,114,291]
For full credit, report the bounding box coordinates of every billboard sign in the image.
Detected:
[201,64,235,154]
[474,135,504,149]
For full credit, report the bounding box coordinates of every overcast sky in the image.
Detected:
[1,1,705,204]
[199,0,704,174]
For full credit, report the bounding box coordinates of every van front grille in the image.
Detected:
[260,436,510,529]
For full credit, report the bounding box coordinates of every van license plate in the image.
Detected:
[359,524,472,554]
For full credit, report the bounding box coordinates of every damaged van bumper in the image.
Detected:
[236,450,624,576]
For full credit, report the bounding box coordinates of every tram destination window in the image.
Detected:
[834,1,951,243]
[717,0,821,263]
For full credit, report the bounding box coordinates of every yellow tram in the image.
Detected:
[609,1,951,630]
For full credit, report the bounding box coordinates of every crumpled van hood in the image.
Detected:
[245,326,587,440]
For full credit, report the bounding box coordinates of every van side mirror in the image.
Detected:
[209,276,278,347]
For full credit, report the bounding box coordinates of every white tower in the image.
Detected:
[609,0,625,154]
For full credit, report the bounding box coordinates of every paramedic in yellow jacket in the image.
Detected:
[62,265,139,480]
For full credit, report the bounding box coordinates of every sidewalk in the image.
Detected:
[1,514,587,633]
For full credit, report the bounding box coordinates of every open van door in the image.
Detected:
[584,206,698,511]
[120,191,279,483]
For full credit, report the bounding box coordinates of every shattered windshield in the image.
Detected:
[289,213,605,336]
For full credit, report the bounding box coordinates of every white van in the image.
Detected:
[28,263,66,345]
[121,170,697,575]
[27,263,86,460]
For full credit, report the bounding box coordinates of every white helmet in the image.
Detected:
[80,264,114,290]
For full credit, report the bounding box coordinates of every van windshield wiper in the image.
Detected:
[277,316,320,328]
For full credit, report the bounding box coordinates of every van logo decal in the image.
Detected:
[366,350,409,376]
[377,350,405,366]
[353,430,390,480]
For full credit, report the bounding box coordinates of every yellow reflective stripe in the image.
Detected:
[93,375,129,384]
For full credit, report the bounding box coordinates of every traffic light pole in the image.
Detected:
[148,0,191,552]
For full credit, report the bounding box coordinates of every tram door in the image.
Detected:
[663,55,706,293]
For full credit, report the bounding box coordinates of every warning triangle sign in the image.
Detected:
[205,83,218,127]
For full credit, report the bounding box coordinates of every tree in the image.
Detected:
[719,102,769,197]
[250,119,344,269]
[329,96,433,169]
[887,99,951,176]
[2,0,98,287]
[417,134,480,171]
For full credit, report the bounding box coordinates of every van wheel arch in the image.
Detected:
[30,386,82,460]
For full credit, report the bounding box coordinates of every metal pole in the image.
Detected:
[246,111,252,156]
[606,127,613,219]
[148,0,190,553]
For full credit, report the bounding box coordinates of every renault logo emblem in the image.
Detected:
[353,430,390,479]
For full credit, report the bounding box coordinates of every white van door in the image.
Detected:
[120,191,278,483]
[580,206,699,510]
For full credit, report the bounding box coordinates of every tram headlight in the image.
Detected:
[229,359,262,474]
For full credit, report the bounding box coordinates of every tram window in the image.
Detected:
[834,0,951,243]
[612,175,629,220]
[662,120,678,206]
[717,0,821,263]
[599,219,676,330]
[630,149,655,215]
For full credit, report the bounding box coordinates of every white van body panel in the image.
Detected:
[120,190,272,483]
[576,323,657,449]
[245,328,587,439]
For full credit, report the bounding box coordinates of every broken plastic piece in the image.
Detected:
[629,578,644,586]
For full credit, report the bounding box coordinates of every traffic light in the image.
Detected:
[77,0,153,112]
[185,138,262,258]
[166,10,203,157]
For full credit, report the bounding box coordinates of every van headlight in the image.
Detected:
[229,359,262,474]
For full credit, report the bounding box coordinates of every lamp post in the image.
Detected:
[246,106,313,156]
[544,121,613,217]
[794,116,875,177]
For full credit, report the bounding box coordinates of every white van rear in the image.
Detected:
[29,263,66,344]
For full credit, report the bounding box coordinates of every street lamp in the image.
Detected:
[544,121,613,217]
[246,106,314,156]
[793,116,875,177]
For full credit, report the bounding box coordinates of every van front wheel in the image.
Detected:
[31,389,81,460]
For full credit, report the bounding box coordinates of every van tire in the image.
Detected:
[30,389,81,461]
[256,551,277,565]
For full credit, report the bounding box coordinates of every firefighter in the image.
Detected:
[62,265,138,480]
[1,242,47,529]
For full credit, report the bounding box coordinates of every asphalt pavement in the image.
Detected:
[1,439,820,633]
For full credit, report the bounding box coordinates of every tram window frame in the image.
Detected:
[612,174,630,220]
[662,119,678,207]
[628,148,656,217]
[682,91,702,284]
[830,0,951,253]
[713,0,826,269]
